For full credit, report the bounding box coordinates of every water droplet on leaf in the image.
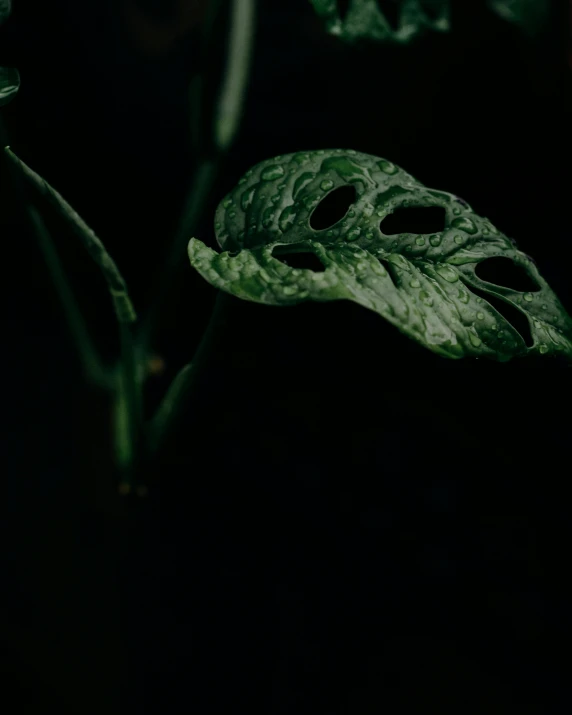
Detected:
[451,216,478,234]
[261,164,285,181]
[378,159,398,175]
[436,265,459,283]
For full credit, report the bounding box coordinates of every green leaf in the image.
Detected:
[309,0,450,45]
[0,0,11,26]
[0,66,19,107]
[487,0,550,35]
[188,149,572,363]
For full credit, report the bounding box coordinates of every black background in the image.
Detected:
[2,1,572,713]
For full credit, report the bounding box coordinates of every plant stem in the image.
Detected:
[138,0,257,356]
[213,0,256,152]
[27,205,110,386]
[115,321,143,492]
[0,124,109,387]
[4,147,137,327]
[137,157,220,355]
[147,290,229,454]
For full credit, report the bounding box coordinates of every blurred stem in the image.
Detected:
[138,0,257,356]
[147,290,229,454]
[115,322,143,492]
[137,157,219,355]
[27,205,110,387]
[1,123,109,387]
[214,0,256,152]
[4,147,137,326]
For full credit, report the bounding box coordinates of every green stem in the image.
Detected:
[0,127,109,387]
[137,157,220,355]
[27,205,110,386]
[138,0,257,356]
[4,147,137,326]
[214,0,257,152]
[115,322,143,492]
[147,290,229,454]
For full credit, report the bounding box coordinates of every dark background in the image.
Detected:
[2,1,572,713]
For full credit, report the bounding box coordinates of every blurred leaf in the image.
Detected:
[309,0,450,45]
[0,0,11,26]
[188,149,572,363]
[0,66,19,107]
[487,0,550,35]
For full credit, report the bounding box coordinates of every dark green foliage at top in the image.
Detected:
[309,0,450,45]
[309,0,549,44]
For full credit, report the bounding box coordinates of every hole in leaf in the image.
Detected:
[474,257,540,293]
[468,284,533,347]
[310,185,356,231]
[272,245,326,272]
[337,0,351,21]
[376,0,401,30]
[380,206,446,235]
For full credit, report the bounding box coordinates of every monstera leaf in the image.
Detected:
[309,0,450,44]
[188,149,572,363]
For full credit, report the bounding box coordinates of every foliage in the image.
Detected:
[189,149,572,362]
[309,0,549,44]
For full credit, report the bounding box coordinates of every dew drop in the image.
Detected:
[278,204,297,232]
[457,288,470,303]
[283,285,298,295]
[293,172,316,200]
[378,159,398,175]
[539,343,549,354]
[346,227,361,241]
[320,179,335,191]
[523,293,533,302]
[365,230,375,240]
[451,216,478,234]
[420,291,433,306]
[241,187,256,211]
[223,198,233,208]
[541,304,547,310]
[454,234,464,244]
[435,265,459,283]
[476,311,485,320]
[469,331,482,347]
[415,237,426,246]
[372,260,387,277]
[261,164,285,181]
[409,278,421,288]
[429,234,442,247]
[271,194,281,204]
